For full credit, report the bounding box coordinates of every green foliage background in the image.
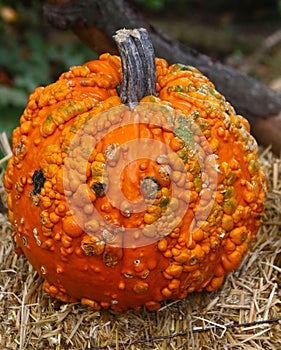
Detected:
[0,0,95,152]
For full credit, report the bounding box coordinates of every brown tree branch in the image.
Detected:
[43,0,281,153]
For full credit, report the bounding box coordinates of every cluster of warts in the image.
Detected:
[4,53,266,311]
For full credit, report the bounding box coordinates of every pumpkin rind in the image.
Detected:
[4,29,266,311]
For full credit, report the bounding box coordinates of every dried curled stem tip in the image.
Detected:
[113,28,156,107]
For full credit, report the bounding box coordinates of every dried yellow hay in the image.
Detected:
[0,146,280,350]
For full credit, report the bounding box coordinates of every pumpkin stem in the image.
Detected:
[113,28,156,108]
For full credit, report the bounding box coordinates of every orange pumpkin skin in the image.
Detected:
[4,51,266,312]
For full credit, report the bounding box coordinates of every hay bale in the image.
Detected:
[0,147,280,350]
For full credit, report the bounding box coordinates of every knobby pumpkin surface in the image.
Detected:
[4,29,266,311]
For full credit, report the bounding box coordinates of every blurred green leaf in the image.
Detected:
[0,85,27,107]
[0,105,23,140]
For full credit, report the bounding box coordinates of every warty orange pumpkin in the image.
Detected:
[3,28,266,311]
